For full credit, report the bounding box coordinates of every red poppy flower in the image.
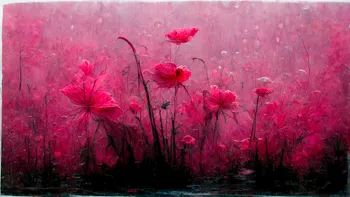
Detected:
[206,85,237,112]
[153,62,191,88]
[181,135,195,145]
[165,27,199,45]
[61,60,122,122]
[254,88,273,97]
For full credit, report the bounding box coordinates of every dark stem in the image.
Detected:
[159,110,166,160]
[121,124,136,166]
[301,38,311,77]
[192,57,209,83]
[135,116,150,148]
[118,37,163,163]
[19,50,23,92]
[43,94,48,181]
[171,85,179,166]
[278,139,287,169]
[250,95,260,145]
[265,136,269,164]
[213,111,220,145]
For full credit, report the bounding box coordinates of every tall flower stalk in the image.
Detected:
[118,37,163,163]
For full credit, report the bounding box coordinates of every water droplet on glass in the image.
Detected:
[218,66,222,70]
[276,37,280,42]
[255,40,260,46]
[221,50,228,57]
[221,1,230,8]
[153,21,162,29]
[303,3,310,10]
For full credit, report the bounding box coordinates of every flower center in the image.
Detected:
[176,68,183,76]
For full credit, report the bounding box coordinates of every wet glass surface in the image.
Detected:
[1,0,349,196]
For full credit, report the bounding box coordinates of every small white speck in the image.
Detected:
[221,50,228,57]
[303,3,310,10]
[255,40,261,46]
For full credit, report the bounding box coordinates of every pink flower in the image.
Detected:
[61,60,122,122]
[181,135,195,145]
[206,85,237,112]
[129,96,143,114]
[165,27,199,45]
[216,144,227,152]
[153,62,191,88]
[53,151,62,158]
[254,88,273,97]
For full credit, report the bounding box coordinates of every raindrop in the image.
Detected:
[153,21,162,29]
[234,3,239,9]
[221,1,230,8]
[303,3,310,10]
[218,66,222,70]
[221,50,228,57]
[257,76,272,83]
[255,40,260,46]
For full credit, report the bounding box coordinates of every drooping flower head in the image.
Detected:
[153,62,191,88]
[206,85,238,112]
[61,60,122,122]
[165,27,199,45]
[254,88,273,97]
[181,135,195,145]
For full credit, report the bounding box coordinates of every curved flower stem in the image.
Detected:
[250,95,260,146]
[118,37,163,163]
[192,57,209,84]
